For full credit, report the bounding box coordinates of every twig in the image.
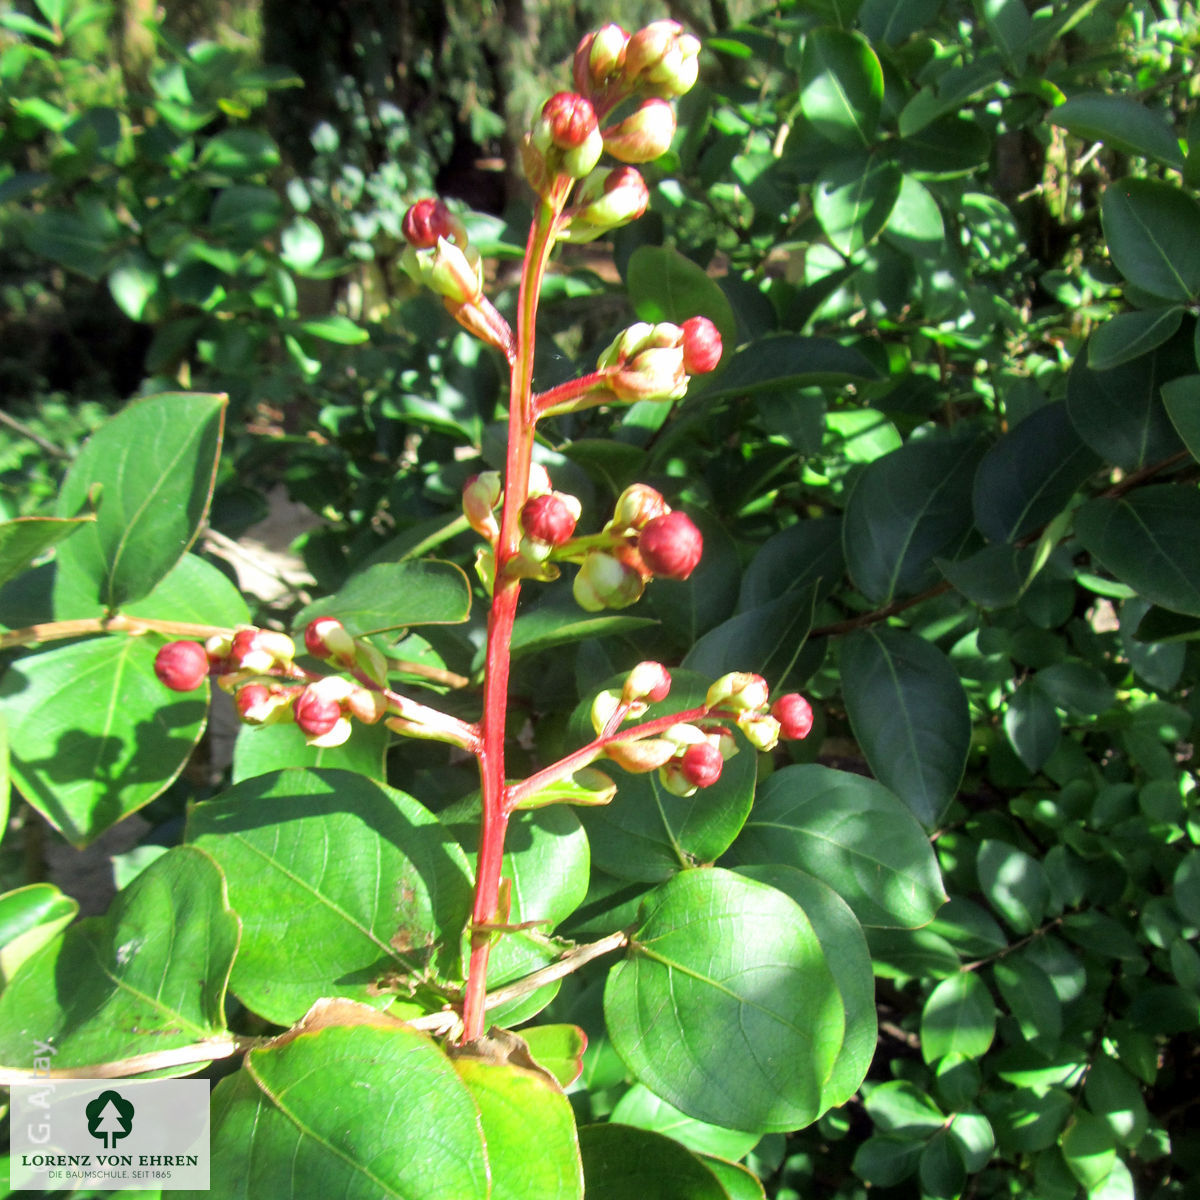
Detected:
[0,1036,256,1083]
[0,410,69,458]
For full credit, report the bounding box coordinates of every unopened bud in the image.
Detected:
[561,167,649,243]
[625,20,701,97]
[463,472,503,541]
[680,740,724,787]
[706,671,770,713]
[574,23,629,97]
[235,682,294,726]
[521,492,581,546]
[606,737,678,773]
[737,710,781,752]
[772,693,814,740]
[293,686,343,738]
[573,550,645,611]
[622,661,672,705]
[602,98,677,163]
[639,511,703,580]
[345,687,388,725]
[532,92,604,180]
[591,687,623,735]
[611,483,670,531]
[154,641,210,692]
[227,628,296,673]
[681,316,723,374]
[304,617,356,663]
[402,199,467,249]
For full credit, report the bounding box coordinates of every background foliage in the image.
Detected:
[3,0,1200,1197]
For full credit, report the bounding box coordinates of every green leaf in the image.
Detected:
[510,597,656,659]
[0,847,238,1072]
[1175,851,1200,927]
[609,1083,760,1161]
[0,636,207,846]
[737,864,876,1110]
[209,184,284,244]
[972,401,1102,542]
[989,1085,1072,1153]
[186,768,473,1024]
[1160,373,1200,463]
[280,217,325,272]
[207,1018,490,1199]
[123,552,251,627]
[994,954,1062,1048]
[1004,679,1061,772]
[884,175,946,248]
[23,209,116,279]
[919,1129,967,1200]
[0,882,77,986]
[1075,486,1200,616]
[1088,307,1184,370]
[937,542,1033,608]
[298,314,370,345]
[728,764,946,929]
[976,0,1031,72]
[738,519,845,610]
[841,629,970,830]
[108,251,160,322]
[690,335,879,402]
[604,867,845,1131]
[799,28,883,147]
[1061,1112,1117,1190]
[0,514,94,588]
[865,1079,946,1134]
[977,839,1050,934]
[1050,94,1184,168]
[1100,179,1200,301]
[451,1054,584,1200]
[578,1124,729,1200]
[519,1024,588,1088]
[52,392,227,612]
[1084,1054,1149,1148]
[921,972,997,1062]
[948,1109,994,1173]
[626,245,738,358]
[296,560,472,635]
[813,152,902,256]
[198,129,281,176]
[853,1134,923,1187]
[843,431,985,604]
[232,718,388,784]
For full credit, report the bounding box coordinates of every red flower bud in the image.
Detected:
[304,617,356,662]
[602,98,677,163]
[542,92,599,148]
[638,511,703,580]
[154,641,210,692]
[235,683,272,721]
[402,199,465,249]
[772,693,814,740]
[521,492,579,546]
[293,686,343,738]
[681,316,723,374]
[680,740,723,788]
[623,661,672,705]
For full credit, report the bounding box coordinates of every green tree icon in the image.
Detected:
[85,1090,135,1150]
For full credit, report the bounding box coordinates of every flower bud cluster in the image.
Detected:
[595,316,722,404]
[572,20,701,112]
[703,672,815,752]
[573,484,703,612]
[605,718,736,798]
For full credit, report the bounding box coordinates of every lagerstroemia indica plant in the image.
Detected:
[0,19,945,1198]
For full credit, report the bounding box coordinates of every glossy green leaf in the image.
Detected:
[186,768,473,1024]
[853,1134,923,1187]
[198,129,281,176]
[24,208,117,278]
[864,1079,946,1134]
[577,672,758,882]
[919,1129,967,1200]
[729,764,945,929]
[519,1024,588,1088]
[1050,94,1184,167]
[53,391,227,612]
[976,0,1031,71]
[209,184,284,243]
[1075,486,1200,616]
[280,216,325,271]
[977,839,1050,934]
[1037,660,1116,716]
[1088,306,1183,369]
[0,514,94,587]
[1085,1054,1149,1148]
[626,245,738,358]
[109,251,159,320]
[1065,351,1183,470]
[937,542,1033,608]
[948,1109,994,1173]
[0,636,207,846]
[994,953,1062,1048]
[699,1158,766,1200]
[989,1085,1072,1153]
[648,506,742,647]
[451,1054,584,1200]
[510,597,656,659]
[298,314,370,345]
[0,847,238,1072]
[737,519,845,610]
[0,882,78,986]
[921,972,997,1062]
[690,335,879,402]
[843,431,985,604]
[972,401,1102,542]
[897,114,992,177]
[604,867,845,1131]
[295,560,472,634]
[231,718,388,784]
[206,1020,490,1199]
[609,1083,760,1161]
[1061,1112,1117,1190]
[841,629,969,830]
[1100,179,1200,301]
[1161,373,1200,463]
[1004,679,1061,771]
[737,864,876,1110]
[813,152,902,256]
[1175,851,1200,926]
[799,28,883,147]
[868,926,962,981]
[578,1124,729,1200]
[122,552,251,627]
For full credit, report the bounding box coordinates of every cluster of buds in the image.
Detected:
[589,662,814,798]
[573,483,703,611]
[399,199,515,360]
[593,316,723,405]
[574,21,701,107]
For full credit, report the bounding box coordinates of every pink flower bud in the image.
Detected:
[574,24,629,97]
[345,687,387,725]
[611,483,670,530]
[573,550,645,611]
[463,471,503,541]
[680,740,724,788]
[681,316,723,374]
[638,511,703,579]
[235,683,294,726]
[602,98,677,163]
[154,641,210,691]
[304,617,356,662]
[606,737,678,773]
[402,199,466,249]
[542,92,599,148]
[562,167,649,242]
[772,693,814,740]
[521,492,580,546]
[706,671,770,713]
[622,661,672,705]
[293,685,343,738]
[625,20,701,97]
[227,628,295,673]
